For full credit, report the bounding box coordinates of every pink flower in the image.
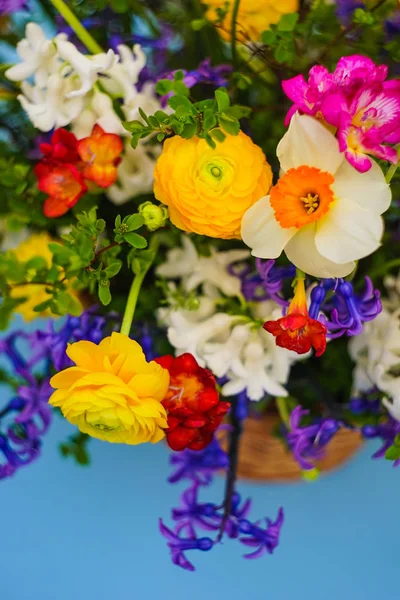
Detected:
[282,55,400,172]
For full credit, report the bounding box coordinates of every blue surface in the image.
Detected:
[0,321,399,600]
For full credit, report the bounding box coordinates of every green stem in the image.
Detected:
[385,150,400,184]
[48,0,103,54]
[276,397,290,427]
[231,0,241,70]
[368,258,400,281]
[120,237,159,336]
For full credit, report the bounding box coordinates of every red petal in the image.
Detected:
[43,197,71,218]
[166,427,198,451]
[154,355,174,370]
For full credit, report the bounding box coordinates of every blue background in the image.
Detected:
[0,332,399,600]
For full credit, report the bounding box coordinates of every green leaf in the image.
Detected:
[225,105,252,119]
[124,232,148,248]
[215,88,230,112]
[157,133,166,142]
[104,261,122,278]
[33,300,52,312]
[98,281,112,306]
[195,99,215,111]
[125,213,144,231]
[204,132,217,149]
[385,444,400,461]
[173,80,190,97]
[191,18,208,31]
[168,95,194,112]
[155,79,173,95]
[218,113,240,135]
[115,214,122,229]
[180,121,198,139]
[277,12,299,32]
[25,256,47,271]
[203,109,218,131]
[261,29,277,46]
[122,120,148,133]
[154,110,169,123]
[174,70,185,81]
[210,128,226,143]
[138,107,150,125]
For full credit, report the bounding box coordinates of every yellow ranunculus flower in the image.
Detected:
[201,0,299,42]
[153,132,272,239]
[9,231,83,322]
[49,332,170,445]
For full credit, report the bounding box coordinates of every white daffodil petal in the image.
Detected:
[332,158,391,214]
[285,224,355,278]
[241,196,296,259]
[277,113,344,174]
[315,198,383,264]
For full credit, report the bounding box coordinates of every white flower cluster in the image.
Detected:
[349,276,400,422]
[5,23,161,205]
[156,237,303,401]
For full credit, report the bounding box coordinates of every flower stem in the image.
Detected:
[231,0,241,70]
[48,0,103,54]
[385,148,400,183]
[120,237,159,336]
[276,397,290,427]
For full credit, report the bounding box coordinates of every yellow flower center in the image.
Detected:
[300,192,320,214]
[270,166,335,229]
[210,165,222,178]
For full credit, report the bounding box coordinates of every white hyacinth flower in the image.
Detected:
[71,88,126,138]
[156,236,249,297]
[102,44,147,103]
[18,74,85,131]
[56,39,117,99]
[107,140,160,205]
[202,324,253,378]
[221,335,289,401]
[5,23,64,86]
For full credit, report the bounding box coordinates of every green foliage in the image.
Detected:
[124,82,251,149]
[60,432,91,466]
[260,12,300,66]
[385,435,400,462]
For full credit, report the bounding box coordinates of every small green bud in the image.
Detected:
[302,467,319,482]
[139,202,169,231]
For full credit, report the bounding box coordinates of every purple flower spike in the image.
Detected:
[286,406,341,470]
[228,258,295,305]
[308,277,381,339]
[172,483,220,531]
[362,418,400,467]
[168,437,229,484]
[159,519,214,571]
[239,507,284,559]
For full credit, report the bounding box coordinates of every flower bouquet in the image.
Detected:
[1,0,399,572]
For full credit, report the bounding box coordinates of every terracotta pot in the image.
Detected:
[220,414,362,482]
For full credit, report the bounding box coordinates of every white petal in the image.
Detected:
[221,379,245,397]
[315,198,383,264]
[285,224,355,278]
[241,196,296,258]
[277,113,344,175]
[332,158,391,214]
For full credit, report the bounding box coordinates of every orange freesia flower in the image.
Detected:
[77,124,123,188]
[263,276,327,357]
[35,162,87,218]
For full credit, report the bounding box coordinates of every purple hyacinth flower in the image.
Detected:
[286,406,340,470]
[228,258,295,306]
[309,278,381,339]
[0,0,27,14]
[238,507,284,559]
[335,0,365,25]
[168,437,229,484]
[362,418,400,467]
[159,519,214,571]
[172,483,220,531]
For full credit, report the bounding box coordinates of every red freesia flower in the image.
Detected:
[263,277,327,357]
[34,125,123,218]
[35,162,87,218]
[38,128,80,165]
[155,353,230,452]
[77,124,123,188]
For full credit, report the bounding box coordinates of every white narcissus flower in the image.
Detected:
[5,23,64,86]
[156,236,249,297]
[71,89,126,138]
[241,113,391,278]
[106,140,160,205]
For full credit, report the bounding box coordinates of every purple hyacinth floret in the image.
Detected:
[164,58,231,90]
[286,406,341,470]
[30,308,112,370]
[362,418,400,467]
[0,0,27,14]
[239,507,284,559]
[309,277,381,339]
[159,519,214,572]
[228,258,295,306]
[168,437,229,484]
[0,380,52,480]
